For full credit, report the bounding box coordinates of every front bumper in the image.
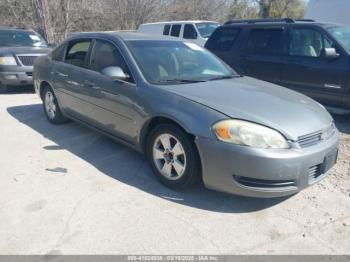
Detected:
[195,131,339,198]
[0,66,34,87]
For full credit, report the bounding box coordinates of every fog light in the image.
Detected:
[4,74,17,80]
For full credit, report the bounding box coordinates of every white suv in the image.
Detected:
[138,21,220,47]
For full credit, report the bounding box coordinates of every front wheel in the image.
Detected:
[147,124,201,189]
[42,87,68,124]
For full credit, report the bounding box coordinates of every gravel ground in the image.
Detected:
[0,91,349,255]
[330,114,350,198]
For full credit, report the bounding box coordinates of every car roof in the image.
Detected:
[140,21,219,26]
[222,19,341,28]
[0,27,34,32]
[68,31,184,42]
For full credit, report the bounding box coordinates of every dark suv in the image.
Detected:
[206,19,350,113]
[0,27,51,93]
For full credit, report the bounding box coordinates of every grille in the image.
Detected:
[26,72,33,77]
[298,132,322,148]
[18,56,38,66]
[233,176,296,189]
[309,164,322,182]
[298,124,336,148]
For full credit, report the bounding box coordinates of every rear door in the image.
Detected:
[51,39,94,121]
[280,26,348,107]
[238,27,287,85]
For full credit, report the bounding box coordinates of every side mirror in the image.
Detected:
[322,48,340,60]
[101,66,128,81]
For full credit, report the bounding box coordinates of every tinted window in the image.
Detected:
[246,29,284,55]
[195,23,220,38]
[0,30,47,47]
[65,40,91,67]
[90,40,133,82]
[289,28,333,57]
[183,24,198,39]
[163,25,171,36]
[205,28,240,51]
[328,26,350,52]
[52,44,66,61]
[170,25,181,37]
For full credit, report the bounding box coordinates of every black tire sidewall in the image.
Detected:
[0,83,8,94]
[147,124,201,189]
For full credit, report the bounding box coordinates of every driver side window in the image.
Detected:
[289,28,333,57]
[90,40,134,83]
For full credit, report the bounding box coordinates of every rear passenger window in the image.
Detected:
[245,29,284,55]
[163,25,171,36]
[65,40,91,67]
[183,24,198,39]
[205,28,240,51]
[171,25,181,37]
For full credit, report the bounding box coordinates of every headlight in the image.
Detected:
[0,55,17,65]
[213,120,290,149]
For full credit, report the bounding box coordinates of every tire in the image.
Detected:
[42,86,68,124]
[147,124,201,189]
[0,83,8,94]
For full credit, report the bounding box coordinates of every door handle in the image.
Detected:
[51,71,68,77]
[286,60,303,66]
[84,80,100,90]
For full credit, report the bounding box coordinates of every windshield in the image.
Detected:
[0,30,47,47]
[127,40,236,85]
[195,23,220,39]
[327,26,350,53]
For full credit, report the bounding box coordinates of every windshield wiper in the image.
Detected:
[208,75,240,81]
[157,79,207,84]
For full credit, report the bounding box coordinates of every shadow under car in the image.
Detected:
[7,103,292,213]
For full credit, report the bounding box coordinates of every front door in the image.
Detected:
[83,39,138,142]
[280,27,349,107]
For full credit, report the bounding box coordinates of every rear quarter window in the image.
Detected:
[51,44,66,61]
[205,27,240,51]
[171,25,181,37]
[163,25,171,35]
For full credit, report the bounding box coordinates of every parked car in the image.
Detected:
[205,19,350,113]
[34,32,339,198]
[0,27,51,93]
[306,0,350,25]
[138,21,220,46]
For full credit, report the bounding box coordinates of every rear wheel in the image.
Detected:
[0,83,8,94]
[42,86,68,124]
[147,124,201,189]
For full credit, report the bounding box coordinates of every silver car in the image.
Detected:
[34,32,339,198]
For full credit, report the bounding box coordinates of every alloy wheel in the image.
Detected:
[152,133,187,180]
[45,91,56,120]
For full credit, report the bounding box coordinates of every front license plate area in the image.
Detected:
[321,149,338,174]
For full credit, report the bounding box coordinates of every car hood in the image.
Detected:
[160,77,333,141]
[0,46,51,55]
